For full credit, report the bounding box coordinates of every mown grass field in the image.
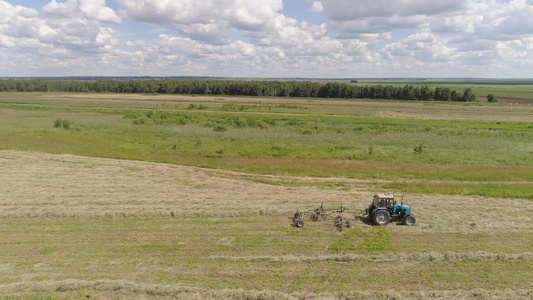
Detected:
[0,90,532,299]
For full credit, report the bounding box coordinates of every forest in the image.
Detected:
[0,79,477,101]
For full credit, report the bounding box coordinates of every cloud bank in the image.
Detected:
[0,0,531,77]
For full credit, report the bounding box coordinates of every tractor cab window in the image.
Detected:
[374,197,395,208]
[375,198,387,207]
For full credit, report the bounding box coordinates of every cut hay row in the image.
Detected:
[3,205,533,234]
[0,208,288,219]
[208,251,533,263]
[1,279,532,300]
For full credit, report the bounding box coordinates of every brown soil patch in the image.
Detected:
[496,97,533,105]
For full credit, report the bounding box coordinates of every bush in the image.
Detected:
[414,144,424,154]
[187,103,208,110]
[61,119,71,129]
[487,94,499,103]
[53,118,71,129]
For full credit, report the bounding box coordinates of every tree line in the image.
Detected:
[0,79,477,101]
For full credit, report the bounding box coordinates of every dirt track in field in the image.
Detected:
[1,150,532,234]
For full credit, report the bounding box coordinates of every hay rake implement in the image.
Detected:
[291,203,364,230]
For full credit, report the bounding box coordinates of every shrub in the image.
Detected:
[61,119,71,129]
[487,94,499,103]
[414,144,424,154]
[187,103,208,110]
[53,118,71,129]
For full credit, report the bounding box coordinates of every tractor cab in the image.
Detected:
[373,193,396,209]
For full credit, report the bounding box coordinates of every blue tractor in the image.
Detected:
[365,193,416,226]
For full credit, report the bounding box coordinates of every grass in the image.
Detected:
[2,126,531,199]
[1,92,532,199]
[1,90,533,298]
[330,227,393,254]
[379,181,533,200]
[1,217,532,294]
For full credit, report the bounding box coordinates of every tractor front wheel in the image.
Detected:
[373,210,391,226]
[402,214,416,226]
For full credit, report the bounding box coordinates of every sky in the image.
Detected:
[1,0,532,78]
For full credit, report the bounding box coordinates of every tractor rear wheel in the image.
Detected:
[373,210,390,226]
[402,214,416,226]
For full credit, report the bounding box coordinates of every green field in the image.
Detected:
[0,90,532,299]
[1,92,532,199]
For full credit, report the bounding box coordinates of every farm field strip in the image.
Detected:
[2,92,533,122]
[1,94,532,188]
[1,279,532,300]
[1,215,533,295]
[1,150,532,233]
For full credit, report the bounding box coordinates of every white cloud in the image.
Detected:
[0,0,123,75]
[311,1,323,13]
[316,0,465,38]
[112,0,377,76]
[120,31,373,77]
[423,0,533,68]
[308,0,533,76]
[0,0,120,49]
[383,32,458,62]
[0,2,38,19]
[44,0,121,23]
[116,0,283,43]
[320,0,465,20]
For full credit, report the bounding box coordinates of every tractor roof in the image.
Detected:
[374,193,394,199]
